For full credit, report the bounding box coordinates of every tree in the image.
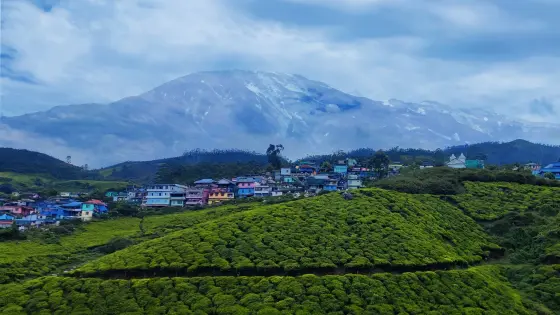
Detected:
[266,144,284,169]
[544,172,556,180]
[370,150,391,179]
[320,161,332,173]
[434,149,446,167]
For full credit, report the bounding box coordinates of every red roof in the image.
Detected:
[85,199,107,206]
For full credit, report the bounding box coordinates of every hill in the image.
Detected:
[99,149,271,182]
[2,70,560,167]
[0,178,558,313]
[0,148,91,180]
[304,139,560,166]
[73,189,497,277]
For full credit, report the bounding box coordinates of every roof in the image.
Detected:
[217,179,233,185]
[84,199,106,206]
[236,178,257,183]
[194,179,214,184]
[0,214,14,220]
[62,202,82,207]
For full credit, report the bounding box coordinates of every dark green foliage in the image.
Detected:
[101,149,273,182]
[373,168,560,195]
[94,237,136,254]
[0,266,536,314]
[453,182,560,220]
[74,189,496,276]
[155,161,267,184]
[0,148,96,180]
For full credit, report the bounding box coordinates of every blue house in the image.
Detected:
[536,162,560,180]
[334,165,348,175]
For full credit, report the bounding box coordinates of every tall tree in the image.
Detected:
[320,161,332,173]
[266,144,284,169]
[370,150,391,179]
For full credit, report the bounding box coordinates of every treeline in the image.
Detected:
[372,167,560,195]
[0,266,537,314]
[154,161,267,184]
[302,139,560,166]
[102,149,271,182]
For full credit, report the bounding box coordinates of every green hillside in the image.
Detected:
[1,266,534,314]
[0,148,91,180]
[74,189,497,277]
[1,180,559,314]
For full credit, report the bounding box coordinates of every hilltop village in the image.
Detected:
[1,152,559,230]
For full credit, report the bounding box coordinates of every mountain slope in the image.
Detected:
[2,70,559,167]
[0,148,87,179]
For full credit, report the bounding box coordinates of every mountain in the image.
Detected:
[2,70,559,167]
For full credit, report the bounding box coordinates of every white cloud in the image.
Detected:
[1,0,559,124]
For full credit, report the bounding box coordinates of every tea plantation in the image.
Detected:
[0,182,559,314]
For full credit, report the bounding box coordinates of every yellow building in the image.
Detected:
[208,189,235,205]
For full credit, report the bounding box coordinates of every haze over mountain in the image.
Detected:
[1,70,559,167]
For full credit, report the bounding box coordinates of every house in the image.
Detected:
[297,161,317,174]
[15,214,55,227]
[280,168,291,175]
[144,184,188,207]
[254,183,272,197]
[236,177,257,198]
[0,204,34,217]
[306,176,326,192]
[112,192,129,202]
[0,214,14,228]
[334,165,348,175]
[80,200,108,221]
[536,162,560,180]
[323,178,338,191]
[465,159,485,169]
[446,153,467,168]
[184,187,210,206]
[524,163,541,172]
[347,174,362,190]
[60,201,83,218]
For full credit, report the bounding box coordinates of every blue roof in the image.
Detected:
[194,179,214,184]
[62,202,83,207]
[0,214,14,220]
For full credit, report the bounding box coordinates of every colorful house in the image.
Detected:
[144,184,188,207]
[334,165,348,175]
[465,160,485,169]
[0,204,34,217]
[185,187,210,206]
[81,200,108,221]
[536,162,560,180]
[236,178,257,198]
[0,214,14,228]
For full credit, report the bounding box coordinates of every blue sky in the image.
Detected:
[1,0,559,122]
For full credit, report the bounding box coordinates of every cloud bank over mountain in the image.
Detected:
[1,71,559,168]
[2,0,560,122]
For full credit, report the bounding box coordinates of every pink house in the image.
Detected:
[0,205,34,217]
[236,177,257,197]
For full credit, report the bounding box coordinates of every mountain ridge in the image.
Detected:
[1,70,559,167]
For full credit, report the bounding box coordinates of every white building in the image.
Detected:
[347,174,362,190]
[145,184,188,207]
[446,153,467,168]
[254,183,272,197]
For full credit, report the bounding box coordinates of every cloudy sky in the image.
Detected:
[1,0,559,122]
